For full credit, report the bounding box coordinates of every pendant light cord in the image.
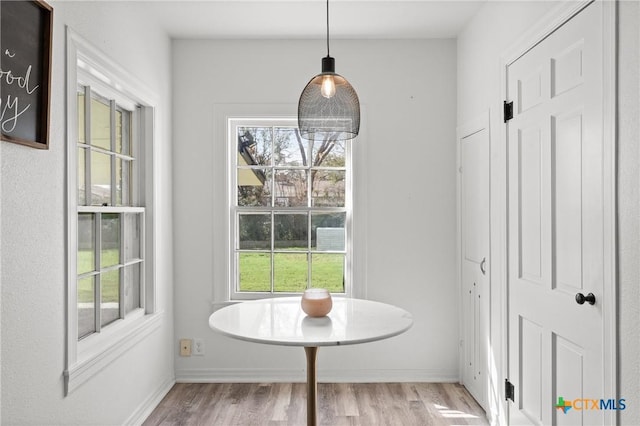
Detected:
[326,0,330,57]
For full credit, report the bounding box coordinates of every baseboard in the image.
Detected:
[124,375,175,426]
[176,368,305,383]
[319,369,459,383]
[175,368,458,384]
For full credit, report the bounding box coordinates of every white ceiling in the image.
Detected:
[146,0,487,39]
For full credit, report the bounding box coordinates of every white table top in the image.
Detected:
[209,296,413,347]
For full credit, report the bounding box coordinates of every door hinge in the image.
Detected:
[504,101,514,123]
[505,379,515,402]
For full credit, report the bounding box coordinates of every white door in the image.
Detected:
[458,115,490,410]
[507,2,607,425]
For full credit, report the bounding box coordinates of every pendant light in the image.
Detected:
[298,0,360,141]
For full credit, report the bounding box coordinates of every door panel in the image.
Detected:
[551,41,584,97]
[554,334,585,426]
[507,2,604,425]
[518,125,543,284]
[519,316,543,425]
[518,68,544,113]
[553,110,583,291]
[463,131,489,264]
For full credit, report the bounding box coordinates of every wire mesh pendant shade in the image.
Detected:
[298,57,360,141]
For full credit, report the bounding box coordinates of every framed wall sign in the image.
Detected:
[0,0,53,149]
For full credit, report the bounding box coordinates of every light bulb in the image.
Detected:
[320,75,336,98]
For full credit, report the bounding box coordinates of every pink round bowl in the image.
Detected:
[301,288,333,317]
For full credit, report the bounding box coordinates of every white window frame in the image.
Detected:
[212,104,367,308]
[229,118,353,300]
[76,86,145,337]
[64,28,161,395]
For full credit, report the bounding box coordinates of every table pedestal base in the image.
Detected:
[304,346,318,426]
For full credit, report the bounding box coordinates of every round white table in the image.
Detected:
[209,296,413,426]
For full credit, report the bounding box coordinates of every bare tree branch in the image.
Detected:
[294,130,308,166]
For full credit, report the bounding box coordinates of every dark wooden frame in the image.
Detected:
[0,0,53,149]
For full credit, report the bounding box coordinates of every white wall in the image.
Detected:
[0,2,174,424]
[172,39,459,382]
[617,0,640,423]
[458,1,640,424]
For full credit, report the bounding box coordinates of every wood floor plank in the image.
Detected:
[143,382,488,426]
[333,383,359,418]
[270,382,292,422]
[284,383,306,424]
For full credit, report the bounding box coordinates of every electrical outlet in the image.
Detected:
[179,338,192,356]
[193,338,205,356]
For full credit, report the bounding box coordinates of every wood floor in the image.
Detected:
[144,382,488,425]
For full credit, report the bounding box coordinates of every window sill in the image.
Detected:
[64,311,164,395]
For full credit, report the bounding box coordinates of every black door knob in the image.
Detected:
[575,292,596,305]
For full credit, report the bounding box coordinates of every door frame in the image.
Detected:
[497,0,617,424]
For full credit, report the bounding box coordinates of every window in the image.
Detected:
[230,119,352,298]
[65,29,159,395]
[76,87,144,339]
